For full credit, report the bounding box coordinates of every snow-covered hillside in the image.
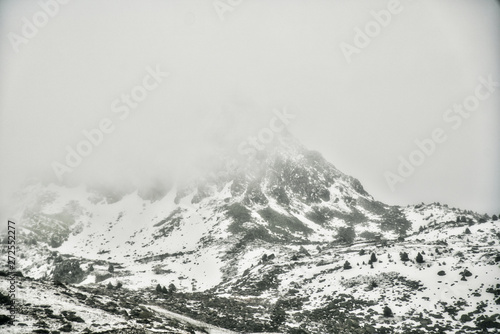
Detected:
[1,136,499,333]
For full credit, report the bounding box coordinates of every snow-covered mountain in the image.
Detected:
[1,135,499,333]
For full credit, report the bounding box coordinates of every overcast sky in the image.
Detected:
[0,0,499,220]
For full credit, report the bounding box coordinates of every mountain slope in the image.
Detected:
[1,136,499,333]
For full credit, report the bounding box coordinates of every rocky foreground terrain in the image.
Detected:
[1,136,499,333]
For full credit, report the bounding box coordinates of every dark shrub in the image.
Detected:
[476,314,500,329]
[460,314,473,323]
[337,226,356,244]
[343,261,352,270]
[462,269,472,277]
[0,291,12,305]
[383,306,393,317]
[416,252,424,264]
[0,315,11,326]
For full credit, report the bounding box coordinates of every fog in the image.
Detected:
[1,0,499,224]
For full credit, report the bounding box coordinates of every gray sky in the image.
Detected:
[0,0,499,220]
